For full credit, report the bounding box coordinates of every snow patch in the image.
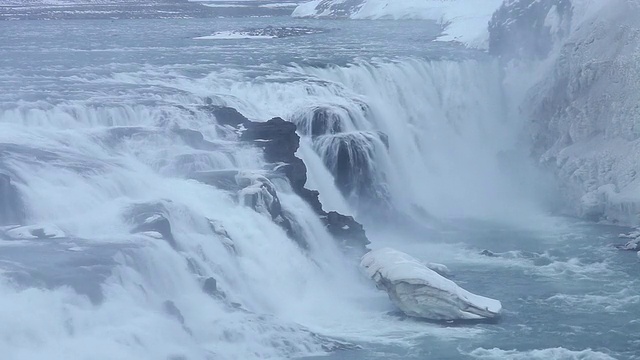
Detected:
[467,346,617,359]
[293,0,504,48]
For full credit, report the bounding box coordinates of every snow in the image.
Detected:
[361,248,502,320]
[195,31,276,40]
[293,0,505,48]
[467,347,617,360]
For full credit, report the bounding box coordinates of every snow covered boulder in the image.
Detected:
[361,248,502,321]
[616,229,640,251]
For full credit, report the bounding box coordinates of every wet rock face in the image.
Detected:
[241,117,309,190]
[0,173,25,226]
[125,202,177,248]
[214,110,370,253]
[202,104,251,128]
[242,118,300,160]
[323,211,370,252]
[191,170,303,246]
[489,0,572,59]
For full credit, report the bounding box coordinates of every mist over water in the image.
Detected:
[0,11,637,360]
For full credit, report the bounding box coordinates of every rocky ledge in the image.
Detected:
[205,104,370,254]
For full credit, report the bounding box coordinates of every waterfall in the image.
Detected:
[0,54,546,358]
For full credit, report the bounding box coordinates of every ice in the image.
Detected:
[194,31,276,40]
[466,346,617,359]
[293,0,505,48]
[361,248,502,321]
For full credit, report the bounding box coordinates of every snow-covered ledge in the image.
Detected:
[292,0,505,49]
[361,248,502,321]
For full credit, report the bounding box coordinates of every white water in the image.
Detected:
[161,58,545,223]
[0,17,562,360]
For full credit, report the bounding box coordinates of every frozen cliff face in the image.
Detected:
[497,0,640,224]
[489,0,573,59]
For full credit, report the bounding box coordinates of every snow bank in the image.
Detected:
[293,0,505,48]
[361,248,502,320]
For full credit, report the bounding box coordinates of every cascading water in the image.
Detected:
[3,13,619,360]
[0,100,379,358]
[179,58,545,223]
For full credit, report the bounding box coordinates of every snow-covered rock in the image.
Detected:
[616,228,640,250]
[361,248,502,321]
[293,0,505,48]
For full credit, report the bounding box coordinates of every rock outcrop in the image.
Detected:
[313,131,387,202]
[125,202,178,248]
[205,110,371,253]
[361,248,502,321]
[292,105,391,211]
[191,170,304,247]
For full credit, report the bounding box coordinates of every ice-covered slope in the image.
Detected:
[293,0,505,48]
[492,0,640,225]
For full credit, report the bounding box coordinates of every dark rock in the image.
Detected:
[295,106,345,136]
[190,170,240,192]
[489,0,572,60]
[242,117,300,162]
[480,250,498,257]
[173,128,223,151]
[0,173,25,226]
[207,219,237,253]
[241,117,309,190]
[314,131,384,201]
[125,202,177,248]
[237,175,305,248]
[324,211,370,251]
[377,131,389,150]
[163,300,185,325]
[297,188,324,215]
[208,107,370,253]
[163,300,193,335]
[202,276,228,300]
[282,156,308,191]
[201,103,251,128]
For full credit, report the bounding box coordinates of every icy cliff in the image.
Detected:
[492,0,640,224]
